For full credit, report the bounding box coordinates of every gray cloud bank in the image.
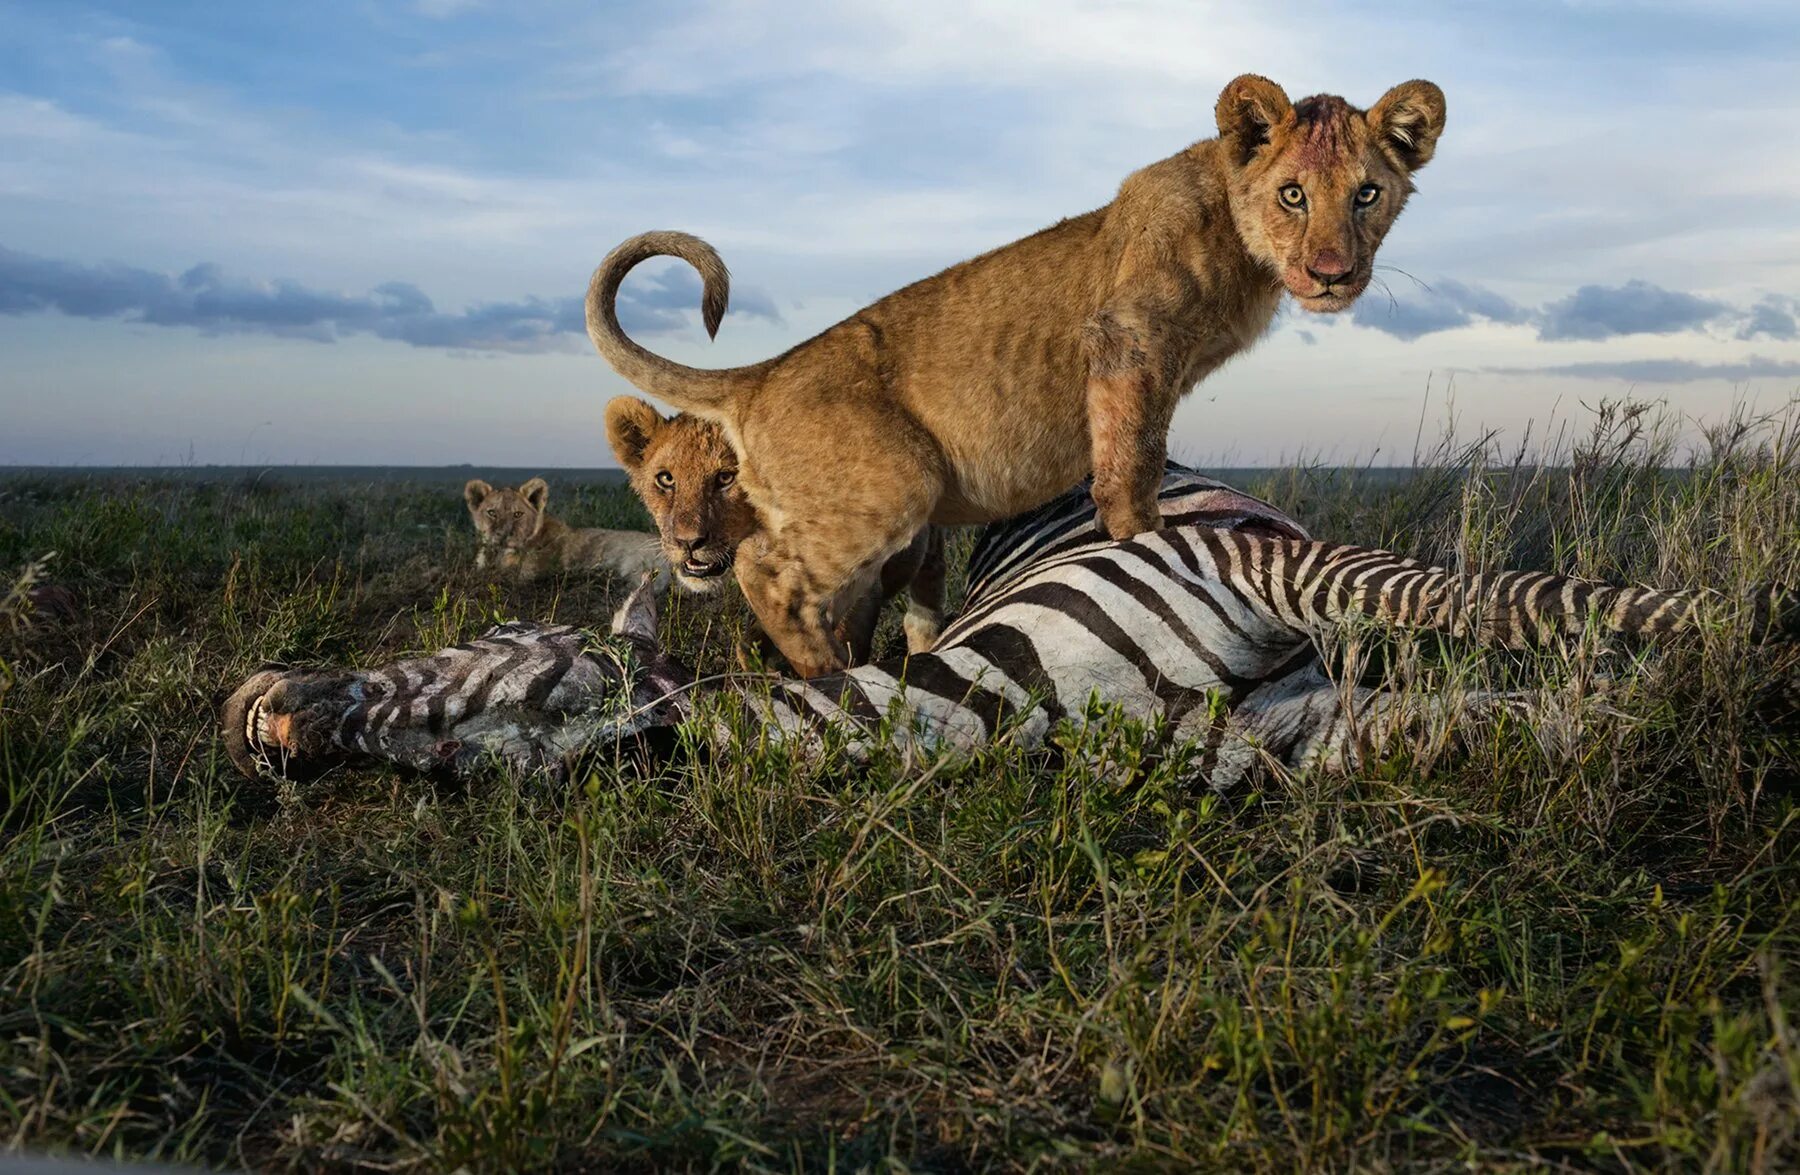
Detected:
[1348,277,1532,341]
[1738,296,1798,342]
[1537,280,1727,342]
[5,243,1793,391]
[0,245,780,352]
[1354,277,1795,346]
[1485,356,1800,384]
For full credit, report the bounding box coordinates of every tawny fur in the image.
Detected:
[464,476,663,582]
[605,396,945,661]
[586,75,1445,676]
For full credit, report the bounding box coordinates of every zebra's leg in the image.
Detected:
[1192,529,1799,650]
[221,623,619,781]
[1187,662,1526,791]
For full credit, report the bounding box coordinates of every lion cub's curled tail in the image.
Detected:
[585,231,767,410]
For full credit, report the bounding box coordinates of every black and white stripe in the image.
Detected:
[961,460,1308,604]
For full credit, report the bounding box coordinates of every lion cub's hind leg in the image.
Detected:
[737,510,939,678]
[731,358,947,676]
[734,543,852,679]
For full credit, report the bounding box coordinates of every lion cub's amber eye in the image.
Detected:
[654,470,675,491]
[1278,184,1306,209]
[1355,183,1381,207]
[716,470,736,488]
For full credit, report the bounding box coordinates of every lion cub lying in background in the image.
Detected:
[604,396,945,662]
[464,476,663,583]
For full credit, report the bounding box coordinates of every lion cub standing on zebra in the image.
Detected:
[604,395,945,663]
[588,74,1446,677]
[464,476,663,583]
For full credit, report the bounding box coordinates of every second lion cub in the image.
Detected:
[464,476,664,583]
[605,396,945,662]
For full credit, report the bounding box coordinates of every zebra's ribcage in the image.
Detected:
[738,527,1323,767]
[962,460,1308,605]
[715,464,1313,763]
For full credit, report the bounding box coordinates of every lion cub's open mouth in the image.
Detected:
[681,557,729,579]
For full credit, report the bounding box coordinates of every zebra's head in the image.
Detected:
[222,575,696,782]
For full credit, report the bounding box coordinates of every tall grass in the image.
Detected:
[1,404,1797,1171]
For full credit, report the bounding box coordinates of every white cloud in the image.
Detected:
[0,93,110,143]
[601,0,1308,98]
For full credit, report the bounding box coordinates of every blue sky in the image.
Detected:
[2,0,1797,466]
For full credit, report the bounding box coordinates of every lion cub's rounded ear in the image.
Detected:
[1368,80,1446,173]
[1215,74,1293,167]
[464,479,493,509]
[521,477,550,513]
[604,396,665,473]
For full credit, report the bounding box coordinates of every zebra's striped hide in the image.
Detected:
[223,465,1791,786]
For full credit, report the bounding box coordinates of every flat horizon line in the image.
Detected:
[0,462,1674,474]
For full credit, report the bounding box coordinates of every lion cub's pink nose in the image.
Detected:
[1307,250,1352,283]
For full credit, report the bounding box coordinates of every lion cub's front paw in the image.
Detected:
[1094,497,1162,541]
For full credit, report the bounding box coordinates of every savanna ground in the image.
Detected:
[3,402,1799,1172]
